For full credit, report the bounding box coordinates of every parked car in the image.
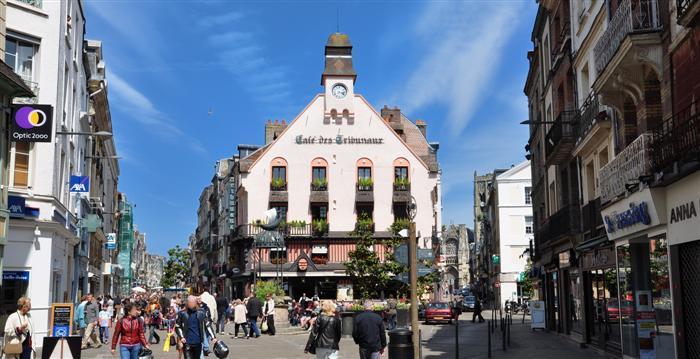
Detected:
[462,295,476,311]
[424,302,455,324]
[606,298,634,321]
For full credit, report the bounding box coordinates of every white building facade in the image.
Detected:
[233,33,441,299]
[1,0,93,344]
[494,161,532,308]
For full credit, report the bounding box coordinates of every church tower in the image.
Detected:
[321,33,356,124]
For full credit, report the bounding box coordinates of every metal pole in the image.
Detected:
[507,314,511,347]
[409,222,420,359]
[502,317,506,351]
[487,319,491,358]
[455,308,459,359]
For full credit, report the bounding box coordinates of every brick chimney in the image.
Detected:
[415,119,427,138]
[265,119,287,144]
[381,105,401,125]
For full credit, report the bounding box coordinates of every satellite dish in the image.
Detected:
[408,196,418,220]
[260,208,282,230]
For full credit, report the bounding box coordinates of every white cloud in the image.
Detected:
[397,2,525,135]
[108,71,207,154]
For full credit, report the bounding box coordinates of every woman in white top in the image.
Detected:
[3,296,35,359]
[233,300,249,339]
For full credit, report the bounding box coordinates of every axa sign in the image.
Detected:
[69,176,90,193]
[10,104,53,142]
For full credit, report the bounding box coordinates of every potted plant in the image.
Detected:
[311,177,328,191]
[271,178,286,190]
[311,256,328,265]
[312,218,328,236]
[355,215,374,232]
[396,302,410,328]
[340,303,365,337]
[390,218,410,234]
[393,177,410,191]
[357,177,373,191]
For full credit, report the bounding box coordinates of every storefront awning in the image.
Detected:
[575,236,610,252]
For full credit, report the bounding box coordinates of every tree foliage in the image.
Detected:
[161,245,191,288]
[254,280,284,303]
[345,215,393,299]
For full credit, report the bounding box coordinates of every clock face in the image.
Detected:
[332,84,347,99]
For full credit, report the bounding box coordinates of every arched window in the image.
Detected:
[270,157,288,190]
[311,157,328,191]
[393,157,410,190]
[356,158,373,191]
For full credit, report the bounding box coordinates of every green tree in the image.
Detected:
[521,260,534,298]
[161,245,191,288]
[345,215,394,299]
[254,280,284,303]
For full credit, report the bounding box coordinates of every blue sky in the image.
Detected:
[84,0,537,256]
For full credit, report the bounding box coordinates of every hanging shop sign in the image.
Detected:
[105,233,117,250]
[8,196,39,218]
[10,104,53,142]
[295,135,384,145]
[600,188,665,241]
[581,247,616,271]
[666,171,700,246]
[69,175,90,193]
[558,251,571,268]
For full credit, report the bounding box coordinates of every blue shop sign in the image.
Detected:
[3,271,29,281]
[69,175,90,193]
[8,196,39,218]
[604,202,651,233]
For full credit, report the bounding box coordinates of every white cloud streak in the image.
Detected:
[397,2,524,135]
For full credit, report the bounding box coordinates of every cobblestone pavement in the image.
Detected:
[44,311,605,358]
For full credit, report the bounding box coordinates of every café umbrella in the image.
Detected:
[132,286,146,293]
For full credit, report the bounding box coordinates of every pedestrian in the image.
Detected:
[472,296,484,323]
[245,292,261,338]
[75,295,87,337]
[386,295,398,330]
[174,296,217,359]
[199,291,218,328]
[352,300,387,359]
[299,293,309,310]
[111,302,149,359]
[232,299,249,339]
[3,296,35,359]
[99,304,111,344]
[215,293,228,334]
[81,294,102,349]
[304,300,341,359]
[113,296,122,322]
[144,296,161,344]
[263,293,276,336]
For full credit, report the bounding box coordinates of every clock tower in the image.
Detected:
[321,33,356,124]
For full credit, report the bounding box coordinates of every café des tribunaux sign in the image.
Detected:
[600,188,666,241]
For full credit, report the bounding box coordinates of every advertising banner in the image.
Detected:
[11,104,53,142]
[49,303,73,337]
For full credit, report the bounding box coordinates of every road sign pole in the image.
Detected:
[409,221,419,359]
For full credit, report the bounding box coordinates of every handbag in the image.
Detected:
[261,318,268,332]
[4,312,25,355]
[306,317,330,355]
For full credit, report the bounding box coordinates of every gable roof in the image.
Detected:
[496,160,531,181]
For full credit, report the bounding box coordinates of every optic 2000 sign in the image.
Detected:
[11,104,54,143]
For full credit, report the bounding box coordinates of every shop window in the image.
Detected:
[12,142,30,188]
[270,247,287,265]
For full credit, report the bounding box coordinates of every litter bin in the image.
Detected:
[341,312,355,336]
[388,328,414,359]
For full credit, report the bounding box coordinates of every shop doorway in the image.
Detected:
[588,268,621,354]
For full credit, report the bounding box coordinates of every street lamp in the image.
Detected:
[56,131,113,137]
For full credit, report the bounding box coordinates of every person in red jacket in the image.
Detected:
[111,302,149,359]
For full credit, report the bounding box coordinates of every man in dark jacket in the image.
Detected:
[246,293,262,338]
[215,293,228,334]
[175,296,217,359]
[352,301,387,359]
[472,296,484,323]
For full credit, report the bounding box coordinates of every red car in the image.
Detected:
[606,299,634,321]
[424,302,456,324]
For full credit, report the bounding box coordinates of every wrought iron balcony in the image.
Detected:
[545,110,578,164]
[236,224,265,238]
[599,133,653,203]
[576,92,609,144]
[677,0,699,26]
[14,0,42,8]
[651,101,700,174]
[285,223,312,237]
[594,0,662,75]
[538,204,581,246]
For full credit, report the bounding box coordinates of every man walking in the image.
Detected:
[81,294,102,349]
[353,301,386,359]
[215,293,228,334]
[175,296,217,359]
[246,293,261,338]
[472,296,485,323]
[263,293,276,336]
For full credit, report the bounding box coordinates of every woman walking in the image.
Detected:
[111,302,149,359]
[232,299,249,339]
[304,300,341,359]
[3,297,35,359]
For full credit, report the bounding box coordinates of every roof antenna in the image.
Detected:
[336,7,339,33]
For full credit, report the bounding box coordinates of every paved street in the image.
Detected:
[61,311,603,359]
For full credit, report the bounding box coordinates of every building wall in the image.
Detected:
[239,95,439,242]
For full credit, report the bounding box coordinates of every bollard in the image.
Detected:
[522,310,526,324]
[507,315,511,347]
[487,319,491,358]
[388,328,414,359]
[502,319,506,351]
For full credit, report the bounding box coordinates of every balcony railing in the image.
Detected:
[677,0,698,24]
[581,198,605,241]
[357,183,373,191]
[599,133,653,203]
[545,110,578,163]
[594,0,662,74]
[285,223,312,237]
[237,224,265,237]
[576,92,608,143]
[310,182,328,191]
[651,101,700,173]
[270,182,287,191]
[539,204,581,245]
[15,0,42,8]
